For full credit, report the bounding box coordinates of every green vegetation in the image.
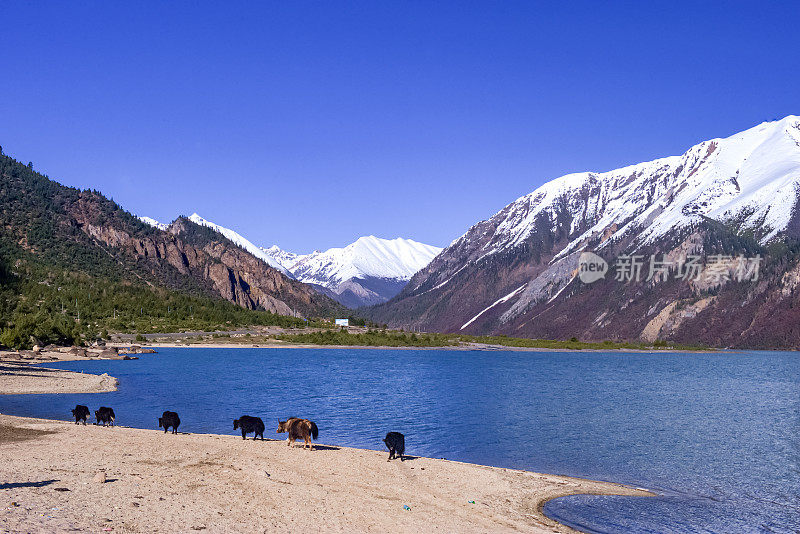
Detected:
[274,329,456,347]
[0,153,314,349]
[272,330,710,350]
[453,335,709,351]
[0,250,308,349]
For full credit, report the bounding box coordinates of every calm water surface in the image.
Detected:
[1,348,798,533]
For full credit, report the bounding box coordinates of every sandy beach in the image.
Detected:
[0,362,118,395]
[0,363,652,533]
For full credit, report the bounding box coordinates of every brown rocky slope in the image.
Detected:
[0,153,345,319]
[367,117,800,348]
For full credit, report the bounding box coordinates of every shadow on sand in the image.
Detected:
[309,444,340,451]
[0,479,59,490]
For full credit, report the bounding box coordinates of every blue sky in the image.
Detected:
[1,2,798,252]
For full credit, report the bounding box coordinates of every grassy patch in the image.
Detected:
[453,335,710,351]
[272,330,711,350]
[274,329,456,347]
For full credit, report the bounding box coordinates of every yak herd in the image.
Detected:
[71,404,405,460]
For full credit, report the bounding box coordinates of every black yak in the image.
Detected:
[383,432,405,461]
[71,405,90,425]
[158,411,181,434]
[276,418,318,450]
[233,415,265,440]
[95,407,115,426]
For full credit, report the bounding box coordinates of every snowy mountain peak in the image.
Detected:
[261,245,299,270]
[263,236,443,307]
[137,215,168,231]
[186,213,290,275]
[464,114,800,266]
[288,235,443,285]
[369,115,800,345]
[136,212,440,307]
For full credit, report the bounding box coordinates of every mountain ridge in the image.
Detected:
[366,115,800,348]
[264,235,442,307]
[0,154,344,342]
[138,215,443,308]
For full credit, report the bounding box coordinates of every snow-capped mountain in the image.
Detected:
[264,236,442,308]
[137,215,168,231]
[368,116,800,348]
[138,213,290,275]
[272,236,442,283]
[183,215,442,307]
[137,213,441,308]
[262,245,300,270]
[186,214,291,275]
[474,114,800,263]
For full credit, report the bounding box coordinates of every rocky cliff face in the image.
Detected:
[69,202,342,317]
[368,116,800,348]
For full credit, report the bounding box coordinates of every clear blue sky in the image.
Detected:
[1,2,798,253]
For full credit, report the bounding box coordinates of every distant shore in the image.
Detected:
[105,325,715,353]
[109,340,717,353]
[0,361,653,533]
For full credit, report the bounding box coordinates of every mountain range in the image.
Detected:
[138,213,291,275]
[4,115,800,348]
[0,151,344,349]
[137,217,442,308]
[367,116,800,348]
[263,237,442,308]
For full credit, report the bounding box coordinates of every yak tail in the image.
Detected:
[310,421,319,440]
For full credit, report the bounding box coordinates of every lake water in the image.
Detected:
[1,348,798,532]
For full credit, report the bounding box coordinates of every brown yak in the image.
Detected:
[276,418,319,450]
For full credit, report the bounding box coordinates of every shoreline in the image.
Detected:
[0,361,654,533]
[109,341,718,353]
[0,361,119,395]
[0,414,653,533]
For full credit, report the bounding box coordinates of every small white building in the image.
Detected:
[335,318,350,327]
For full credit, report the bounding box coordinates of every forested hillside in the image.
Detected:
[0,150,344,349]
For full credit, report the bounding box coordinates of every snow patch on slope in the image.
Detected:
[461,285,527,330]
[261,245,299,270]
[187,214,291,275]
[137,216,168,231]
